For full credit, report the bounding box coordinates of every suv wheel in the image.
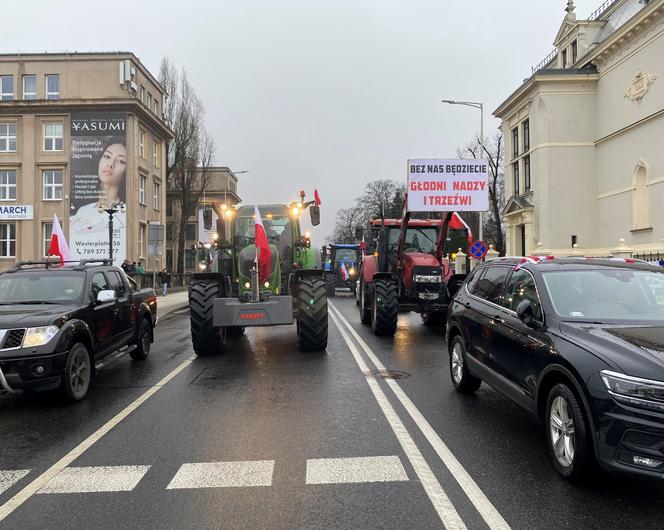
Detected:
[60,343,91,402]
[449,335,481,393]
[545,383,592,481]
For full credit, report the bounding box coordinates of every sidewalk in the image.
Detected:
[156,290,189,319]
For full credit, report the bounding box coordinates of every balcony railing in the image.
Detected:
[588,0,618,21]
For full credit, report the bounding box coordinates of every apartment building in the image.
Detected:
[0,51,173,270]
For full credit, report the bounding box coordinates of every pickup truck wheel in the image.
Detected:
[190,280,226,356]
[371,279,398,336]
[60,343,91,402]
[297,278,328,352]
[130,318,152,361]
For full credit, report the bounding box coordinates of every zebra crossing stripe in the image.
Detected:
[167,460,275,489]
[0,471,30,495]
[37,466,150,494]
[306,456,409,485]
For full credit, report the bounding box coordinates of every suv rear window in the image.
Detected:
[471,266,511,304]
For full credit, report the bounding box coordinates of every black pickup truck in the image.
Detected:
[0,260,157,402]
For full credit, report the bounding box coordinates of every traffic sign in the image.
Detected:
[469,240,488,259]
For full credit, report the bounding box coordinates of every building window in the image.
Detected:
[139,175,146,205]
[0,123,16,152]
[23,75,36,100]
[571,40,578,65]
[561,49,568,69]
[153,182,160,210]
[166,223,174,241]
[185,249,196,269]
[513,163,520,196]
[185,223,196,241]
[153,140,160,167]
[147,93,153,110]
[524,156,531,192]
[0,223,16,257]
[139,224,146,258]
[523,120,530,152]
[43,222,53,257]
[44,123,64,151]
[140,85,145,103]
[512,127,519,158]
[0,76,13,100]
[45,74,60,99]
[154,100,159,116]
[139,129,146,158]
[0,170,17,200]
[43,170,64,200]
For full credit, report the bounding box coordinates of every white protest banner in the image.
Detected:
[407,159,489,212]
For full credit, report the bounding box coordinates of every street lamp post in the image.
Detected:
[104,203,122,263]
[441,99,485,242]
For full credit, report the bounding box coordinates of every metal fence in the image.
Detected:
[128,273,195,290]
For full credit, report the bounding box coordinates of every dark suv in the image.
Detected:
[446,257,664,481]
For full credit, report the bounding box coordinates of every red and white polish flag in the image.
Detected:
[48,214,73,266]
[254,206,271,282]
[340,263,349,281]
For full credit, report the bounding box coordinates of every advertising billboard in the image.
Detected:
[407,159,489,212]
[198,207,219,244]
[68,113,127,266]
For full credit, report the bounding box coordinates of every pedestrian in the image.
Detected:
[159,268,171,296]
[128,262,136,274]
[136,261,145,274]
[121,259,130,272]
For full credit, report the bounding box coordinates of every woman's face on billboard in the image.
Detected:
[98,143,127,186]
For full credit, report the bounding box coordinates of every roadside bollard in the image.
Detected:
[455,248,467,275]
[485,244,500,261]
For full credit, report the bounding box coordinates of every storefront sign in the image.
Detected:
[0,205,33,220]
[407,159,489,212]
[68,112,127,266]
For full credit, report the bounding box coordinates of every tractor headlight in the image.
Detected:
[264,281,270,288]
[349,268,356,276]
[601,370,664,411]
[244,282,251,289]
[23,326,59,348]
[414,274,442,283]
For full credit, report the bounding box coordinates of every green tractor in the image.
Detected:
[188,193,328,355]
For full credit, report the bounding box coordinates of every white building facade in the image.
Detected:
[494,0,664,257]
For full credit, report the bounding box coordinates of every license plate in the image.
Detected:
[418,292,439,300]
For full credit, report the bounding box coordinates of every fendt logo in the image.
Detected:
[240,312,266,320]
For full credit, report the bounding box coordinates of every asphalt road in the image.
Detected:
[1,296,663,529]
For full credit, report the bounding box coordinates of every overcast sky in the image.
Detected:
[6,0,601,239]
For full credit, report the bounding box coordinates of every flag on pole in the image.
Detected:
[314,189,322,206]
[449,212,474,244]
[340,263,349,282]
[48,214,73,266]
[254,206,271,282]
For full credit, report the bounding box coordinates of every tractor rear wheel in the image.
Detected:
[325,273,336,298]
[371,278,398,336]
[189,280,226,356]
[297,279,328,352]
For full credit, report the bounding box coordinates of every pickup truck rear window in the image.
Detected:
[0,272,85,304]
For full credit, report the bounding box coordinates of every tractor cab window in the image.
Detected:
[235,210,292,248]
[388,227,438,257]
[334,248,357,265]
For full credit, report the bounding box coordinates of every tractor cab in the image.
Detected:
[323,243,361,296]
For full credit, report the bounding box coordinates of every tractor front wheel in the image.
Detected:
[325,273,336,298]
[189,280,226,356]
[371,278,398,336]
[297,279,328,352]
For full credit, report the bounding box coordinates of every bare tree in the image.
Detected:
[331,207,367,243]
[361,179,399,220]
[160,57,216,273]
[457,133,505,254]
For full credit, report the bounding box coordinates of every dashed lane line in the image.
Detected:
[0,356,195,522]
[329,309,466,530]
[167,460,275,489]
[37,465,151,494]
[306,456,408,485]
[0,471,30,496]
[329,302,511,530]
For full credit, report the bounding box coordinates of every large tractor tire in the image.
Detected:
[325,273,336,298]
[371,278,398,336]
[297,278,328,352]
[189,280,226,356]
[359,278,371,325]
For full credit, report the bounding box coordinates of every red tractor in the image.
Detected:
[358,204,468,335]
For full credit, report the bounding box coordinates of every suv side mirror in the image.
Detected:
[97,289,117,304]
[516,299,540,328]
[309,205,321,226]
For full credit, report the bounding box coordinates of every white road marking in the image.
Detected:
[167,461,274,489]
[306,456,408,485]
[329,310,466,530]
[329,302,511,530]
[37,465,150,494]
[0,471,30,495]
[0,356,195,522]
